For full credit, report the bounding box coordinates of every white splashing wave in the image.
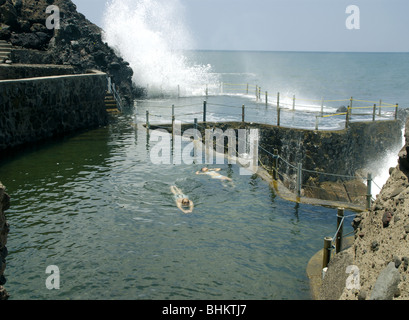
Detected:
[102,0,219,97]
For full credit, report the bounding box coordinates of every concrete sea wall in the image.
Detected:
[197,119,401,207]
[170,120,402,179]
[161,120,402,205]
[0,64,75,80]
[0,69,108,154]
[255,120,402,180]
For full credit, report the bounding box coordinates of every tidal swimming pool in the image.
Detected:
[0,111,354,300]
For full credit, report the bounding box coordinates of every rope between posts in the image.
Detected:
[330,212,356,244]
[276,155,298,170]
[302,168,356,179]
[351,106,376,110]
[210,103,243,109]
[354,99,395,106]
[372,179,383,191]
[322,112,348,118]
[331,216,345,242]
[173,103,204,108]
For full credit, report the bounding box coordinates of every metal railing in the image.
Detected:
[107,76,123,112]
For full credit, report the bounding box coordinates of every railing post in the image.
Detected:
[194,118,198,132]
[323,237,333,269]
[203,100,207,124]
[315,115,319,131]
[206,84,208,99]
[345,106,350,128]
[277,92,280,127]
[146,111,150,131]
[378,99,382,116]
[193,118,198,157]
[273,149,279,180]
[107,76,112,93]
[177,85,180,98]
[296,163,302,198]
[395,103,399,120]
[242,104,245,123]
[335,208,344,254]
[366,173,372,210]
[255,85,258,101]
[265,91,268,106]
[321,97,324,117]
[172,104,175,137]
[372,104,376,121]
[349,96,353,114]
[292,95,296,111]
[246,83,249,95]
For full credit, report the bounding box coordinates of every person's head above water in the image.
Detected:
[181,198,190,206]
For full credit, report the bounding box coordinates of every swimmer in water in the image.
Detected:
[195,167,232,182]
[170,186,194,214]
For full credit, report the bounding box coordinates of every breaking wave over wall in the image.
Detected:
[103,0,219,97]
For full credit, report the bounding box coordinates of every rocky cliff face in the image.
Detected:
[0,0,143,104]
[320,117,409,300]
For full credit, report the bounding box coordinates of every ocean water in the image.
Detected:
[187,50,409,108]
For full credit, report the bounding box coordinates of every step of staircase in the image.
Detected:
[104,92,120,113]
[0,40,12,63]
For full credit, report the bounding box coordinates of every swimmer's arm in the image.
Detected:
[183,205,194,214]
[180,204,193,214]
[176,200,194,214]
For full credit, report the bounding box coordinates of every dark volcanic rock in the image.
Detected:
[10,31,50,49]
[1,0,142,104]
[382,211,393,228]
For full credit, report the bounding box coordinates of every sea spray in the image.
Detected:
[102,0,219,97]
[368,127,405,196]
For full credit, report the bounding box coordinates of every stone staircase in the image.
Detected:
[104,92,120,113]
[0,40,12,63]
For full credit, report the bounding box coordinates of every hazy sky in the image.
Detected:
[72,0,409,52]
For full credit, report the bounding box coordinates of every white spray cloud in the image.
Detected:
[102,0,219,97]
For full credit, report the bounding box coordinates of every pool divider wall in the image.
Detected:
[0,64,76,80]
[0,69,108,154]
[161,120,402,182]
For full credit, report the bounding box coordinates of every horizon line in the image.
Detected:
[182,49,409,54]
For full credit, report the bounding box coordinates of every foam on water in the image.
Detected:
[102,0,219,97]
